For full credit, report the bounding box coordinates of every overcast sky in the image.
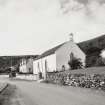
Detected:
[0,0,105,56]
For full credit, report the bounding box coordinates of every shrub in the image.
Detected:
[68,57,83,70]
[86,56,98,67]
[95,57,105,66]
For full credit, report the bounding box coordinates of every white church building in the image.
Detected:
[33,34,86,79]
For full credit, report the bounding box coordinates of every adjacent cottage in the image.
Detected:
[19,57,33,74]
[33,34,86,79]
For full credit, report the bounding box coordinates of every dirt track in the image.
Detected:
[0,76,105,105]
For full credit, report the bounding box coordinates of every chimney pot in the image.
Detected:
[69,33,74,42]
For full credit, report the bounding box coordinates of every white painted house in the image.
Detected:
[33,34,86,79]
[19,58,33,73]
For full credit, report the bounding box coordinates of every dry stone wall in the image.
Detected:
[46,72,105,91]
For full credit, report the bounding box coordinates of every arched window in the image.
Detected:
[62,65,65,71]
[70,52,74,61]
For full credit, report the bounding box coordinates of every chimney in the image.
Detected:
[69,33,74,42]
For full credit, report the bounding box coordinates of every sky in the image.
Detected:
[0,0,105,56]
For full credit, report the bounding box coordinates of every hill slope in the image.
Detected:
[0,55,38,72]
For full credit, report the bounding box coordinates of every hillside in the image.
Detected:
[78,34,105,67]
[78,34,105,55]
[0,55,38,72]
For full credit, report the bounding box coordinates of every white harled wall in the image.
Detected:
[56,41,86,70]
[33,54,56,78]
[33,59,42,74]
[42,54,56,72]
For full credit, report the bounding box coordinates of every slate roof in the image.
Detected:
[35,43,65,60]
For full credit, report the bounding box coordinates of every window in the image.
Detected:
[29,68,31,73]
[45,60,48,72]
[62,65,65,71]
[37,62,40,72]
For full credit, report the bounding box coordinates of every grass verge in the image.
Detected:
[0,84,17,105]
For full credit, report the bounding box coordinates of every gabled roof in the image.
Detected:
[35,34,105,60]
[40,43,65,58]
[35,43,65,60]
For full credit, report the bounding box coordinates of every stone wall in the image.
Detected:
[46,72,105,91]
[16,74,38,80]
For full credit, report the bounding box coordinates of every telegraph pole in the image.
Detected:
[11,56,12,68]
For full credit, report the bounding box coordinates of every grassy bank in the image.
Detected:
[46,67,105,91]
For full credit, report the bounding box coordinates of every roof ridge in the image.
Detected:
[36,42,66,60]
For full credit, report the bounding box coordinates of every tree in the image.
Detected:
[86,55,98,67]
[95,57,105,66]
[68,57,83,70]
[85,47,102,67]
[86,47,101,55]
